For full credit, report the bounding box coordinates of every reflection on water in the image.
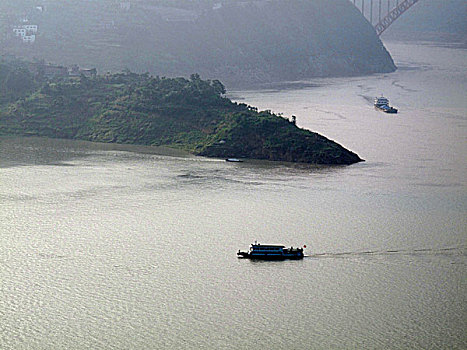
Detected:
[1,40,466,349]
[0,136,192,169]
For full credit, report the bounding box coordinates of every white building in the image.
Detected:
[13,25,38,35]
[13,28,27,37]
[22,35,36,43]
[12,25,38,43]
[23,25,38,33]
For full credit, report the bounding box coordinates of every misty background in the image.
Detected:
[2,0,464,87]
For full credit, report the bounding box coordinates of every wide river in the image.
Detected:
[1,40,466,349]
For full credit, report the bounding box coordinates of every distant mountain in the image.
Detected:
[1,0,395,87]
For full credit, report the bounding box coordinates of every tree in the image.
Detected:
[211,79,226,95]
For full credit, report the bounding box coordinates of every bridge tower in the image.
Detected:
[351,0,421,36]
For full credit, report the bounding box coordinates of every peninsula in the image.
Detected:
[0,59,362,165]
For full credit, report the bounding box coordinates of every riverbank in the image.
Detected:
[1,0,395,86]
[0,63,362,165]
[0,39,465,350]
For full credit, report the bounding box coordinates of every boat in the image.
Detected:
[226,158,243,162]
[237,242,305,260]
[374,95,398,113]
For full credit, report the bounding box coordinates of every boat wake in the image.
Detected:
[305,246,466,259]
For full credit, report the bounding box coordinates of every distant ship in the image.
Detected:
[374,95,398,114]
[237,242,305,260]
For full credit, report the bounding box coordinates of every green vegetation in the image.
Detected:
[0,58,362,164]
[0,57,38,104]
[0,0,395,87]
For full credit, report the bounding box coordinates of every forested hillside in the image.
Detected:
[0,57,362,164]
[1,0,395,87]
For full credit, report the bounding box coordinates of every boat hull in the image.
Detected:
[375,106,398,114]
[237,252,304,260]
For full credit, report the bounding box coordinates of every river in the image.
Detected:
[0,40,465,349]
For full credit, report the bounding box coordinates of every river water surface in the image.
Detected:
[1,41,466,349]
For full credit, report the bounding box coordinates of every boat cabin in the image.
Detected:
[249,244,285,256]
[374,95,398,113]
[374,96,389,107]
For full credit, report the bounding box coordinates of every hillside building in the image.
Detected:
[69,65,97,78]
[13,28,27,37]
[12,24,38,43]
[22,35,36,43]
[43,65,69,78]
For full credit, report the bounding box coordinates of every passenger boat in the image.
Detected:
[374,95,398,114]
[226,158,243,162]
[237,242,305,260]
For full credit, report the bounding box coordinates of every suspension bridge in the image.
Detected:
[351,0,421,36]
